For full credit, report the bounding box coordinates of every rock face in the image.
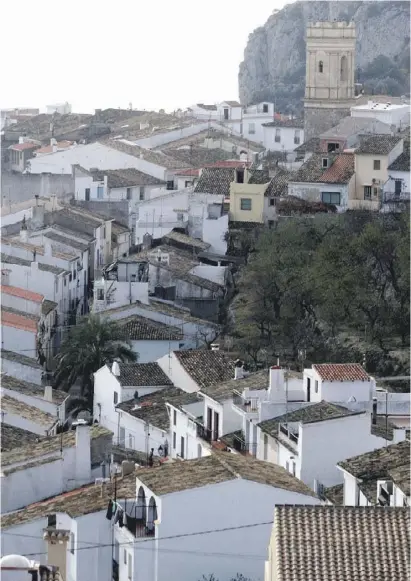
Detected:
[239,1,410,113]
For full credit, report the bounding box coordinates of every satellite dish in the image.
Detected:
[0,555,32,569]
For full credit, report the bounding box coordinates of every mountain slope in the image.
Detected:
[239,1,410,114]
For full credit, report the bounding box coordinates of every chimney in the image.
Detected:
[43,528,70,581]
[268,366,286,403]
[234,359,244,380]
[20,214,29,243]
[44,385,53,402]
[112,361,120,377]
[50,138,57,146]
[50,194,58,211]
[372,397,378,425]
[121,460,135,477]
[19,136,25,144]
[73,419,91,485]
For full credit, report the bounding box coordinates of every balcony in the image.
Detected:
[231,432,257,456]
[232,390,259,415]
[279,424,299,445]
[196,422,212,442]
[124,516,155,538]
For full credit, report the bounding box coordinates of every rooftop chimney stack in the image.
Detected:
[44,386,53,402]
[73,419,91,485]
[234,359,244,380]
[268,365,286,403]
[112,361,120,377]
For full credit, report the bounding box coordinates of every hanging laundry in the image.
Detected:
[106,500,114,520]
[114,506,124,527]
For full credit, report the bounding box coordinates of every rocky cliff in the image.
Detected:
[239,1,410,114]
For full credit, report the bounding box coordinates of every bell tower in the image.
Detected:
[304,21,356,141]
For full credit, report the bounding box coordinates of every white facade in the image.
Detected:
[1,354,44,385]
[156,352,200,393]
[129,339,182,363]
[167,400,209,460]
[74,172,166,205]
[263,124,304,154]
[133,121,224,149]
[92,277,149,312]
[351,101,410,129]
[288,179,351,212]
[46,102,72,115]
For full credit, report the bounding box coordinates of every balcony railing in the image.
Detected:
[232,433,257,456]
[232,390,259,413]
[196,423,212,442]
[279,424,299,445]
[124,516,155,538]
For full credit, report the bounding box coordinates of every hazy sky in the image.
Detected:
[1,0,289,114]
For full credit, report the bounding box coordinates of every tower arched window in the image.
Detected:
[340,55,348,82]
[318,61,324,73]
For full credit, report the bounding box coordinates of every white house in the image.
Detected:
[93,362,174,443]
[256,400,406,494]
[262,119,304,154]
[382,148,410,211]
[337,439,410,507]
[0,422,113,514]
[120,314,184,362]
[1,374,68,421]
[46,102,72,115]
[350,100,410,129]
[111,452,320,581]
[92,258,149,312]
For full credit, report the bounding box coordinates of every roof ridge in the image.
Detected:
[212,452,241,480]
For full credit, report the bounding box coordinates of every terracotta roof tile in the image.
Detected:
[1,309,38,332]
[273,505,410,581]
[313,363,371,382]
[121,315,183,341]
[116,362,173,387]
[320,153,355,184]
[174,349,235,389]
[0,284,44,303]
[35,141,74,154]
[8,142,39,151]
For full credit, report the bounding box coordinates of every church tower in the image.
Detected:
[304,21,356,141]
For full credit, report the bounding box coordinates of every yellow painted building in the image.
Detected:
[229,168,270,223]
[351,135,403,210]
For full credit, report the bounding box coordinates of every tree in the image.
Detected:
[54,315,137,406]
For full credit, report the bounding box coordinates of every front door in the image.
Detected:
[395,179,402,196]
[213,411,219,441]
[180,436,185,459]
[307,378,311,402]
[207,407,213,434]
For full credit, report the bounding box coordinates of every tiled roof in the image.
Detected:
[175,168,200,177]
[116,362,173,387]
[258,401,362,437]
[135,450,317,497]
[273,505,410,581]
[104,139,187,170]
[90,168,166,188]
[313,363,371,382]
[9,142,39,151]
[388,151,410,172]
[1,394,58,429]
[0,284,44,303]
[1,424,113,466]
[163,230,211,252]
[1,469,136,529]
[1,374,67,404]
[388,464,410,497]
[320,153,355,184]
[291,153,334,183]
[42,299,58,316]
[264,168,294,197]
[223,101,241,107]
[39,230,90,251]
[117,387,199,431]
[323,483,344,505]
[355,135,402,155]
[1,308,38,332]
[35,140,74,154]
[201,369,268,402]
[338,440,410,503]
[262,118,304,128]
[1,423,42,451]
[194,167,234,196]
[174,350,235,389]
[2,236,76,262]
[294,137,321,155]
[121,315,183,341]
[1,253,65,275]
[248,169,270,185]
[319,117,391,139]
[0,349,43,369]
[166,147,235,168]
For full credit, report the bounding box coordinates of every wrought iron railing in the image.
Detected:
[196,423,212,442]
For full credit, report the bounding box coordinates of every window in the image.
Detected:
[166,180,174,190]
[128,554,132,581]
[395,179,402,196]
[69,273,72,282]
[269,198,276,207]
[139,187,145,201]
[248,123,255,135]
[97,288,104,300]
[340,56,348,82]
[180,436,185,459]
[240,198,252,211]
[327,142,340,152]
[322,158,329,168]
[123,549,127,565]
[236,168,244,183]
[113,391,118,405]
[73,269,76,279]
[173,410,177,425]
[85,188,90,201]
[275,128,281,143]
[315,380,319,393]
[64,277,67,287]
[292,462,296,476]
[373,160,381,170]
[268,220,275,229]
[263,434,268,461]
[318,60,324,73]
[321,192,341,205]
[263,103,269,113]
[172,431,176,449]
[223,108,229,120]
[47,514,56,527]
[126,187,132,200]
[364,185,372,199]
[184,180,192,188]
[294,130,300,145]
[97,186,104,199]
[70,532,75,554]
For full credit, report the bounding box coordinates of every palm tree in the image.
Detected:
[54,315,137,407]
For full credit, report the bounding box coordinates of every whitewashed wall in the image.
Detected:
[1,325,36,358]
[129,339,183,363]
[1,357,43,385]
